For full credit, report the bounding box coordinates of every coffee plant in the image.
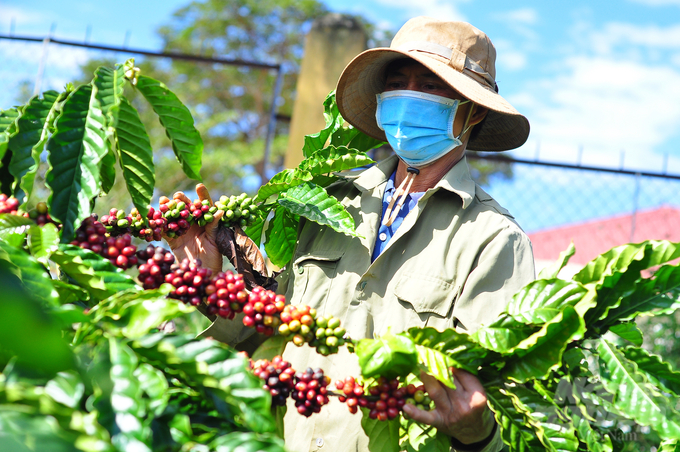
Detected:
[2,58,680,452]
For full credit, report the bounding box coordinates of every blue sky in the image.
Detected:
[2,0,680,177]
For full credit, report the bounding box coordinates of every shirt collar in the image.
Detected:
[350,154,477,209]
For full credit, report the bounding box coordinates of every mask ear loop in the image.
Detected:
[456,101,476,140]
[382,167,420,227]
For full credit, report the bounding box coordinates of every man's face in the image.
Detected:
[383,59,476,140]
[383,60,464,101]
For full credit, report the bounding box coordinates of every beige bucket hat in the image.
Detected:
[336,16,530,152]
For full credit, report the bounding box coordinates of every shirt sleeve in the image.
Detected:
[451,225,535,333]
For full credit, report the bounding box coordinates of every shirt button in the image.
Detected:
[359,281,367,290]
[316,437,324,447]
[386,195,392,203]
[298,267,304,274]
[379,232,387,241]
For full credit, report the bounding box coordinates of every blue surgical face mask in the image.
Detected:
[375,90,471,168]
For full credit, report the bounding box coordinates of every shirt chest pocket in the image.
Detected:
[392,273,460,330]
[289,250,345,311]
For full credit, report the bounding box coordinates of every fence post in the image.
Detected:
[284,14,367,169]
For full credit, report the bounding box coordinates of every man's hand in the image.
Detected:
[402,369,495,446]
[165,184,224,275]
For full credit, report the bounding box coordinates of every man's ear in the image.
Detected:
[470,105,488,126]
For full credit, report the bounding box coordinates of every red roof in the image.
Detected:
[528,206,680,265]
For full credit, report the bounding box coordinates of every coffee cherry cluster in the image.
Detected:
[189,198,218,228]
[71,215,137,269]
[403,383,434,413]
[166,258,212,306]
[0,194,19,214]
[26,202,57,226]
[292,367,331,417]
[216,193,261,228]
[335,376,365,414]
[136,245,175,289]
[99,208,136,237]
[242,286,285,336]
[102,233,138,269]
[363,379,433,421]
[251,356,296,407]
[205,270,248,319]
[278,306,346,355]
[159,197,193,238]
[129,206,166,242]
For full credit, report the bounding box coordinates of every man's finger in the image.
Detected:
[204,210,224,237]
[196,183,213,205]
[402,402,440,427]
[420,371,455,409]
[173,191,192,205]
[450,367,483,394]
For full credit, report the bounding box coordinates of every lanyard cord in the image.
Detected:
[382,167,420,227]
[382,102,475,227]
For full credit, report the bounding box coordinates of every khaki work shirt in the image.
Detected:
[203,155,535,452]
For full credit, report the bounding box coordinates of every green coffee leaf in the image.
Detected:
[134,363,169,417]
[278,181,358,238]
[575,241,680,324]
[0,107,20,161]
[414,344,455,389]
[94,63,125,129]
[209,431,286,452]
[596,339,680,439]
[503,306,585,382]
[400,419,449,452]
[45,84,108,242]
[622,346,680,396]
[407,326,491,374]
[7,91,62,203]
[45,371,85,409]
[97,287,190,340]
[0,268,73,375]
[472,314,538,354]
[599,264,680,329]
[0,238,59,306]
[53,244,137,301]
[538,242,576,279]
[302,91,344,158]
[505,278,587,325]
[256,168,313,202]
[28,223,59,263]
[360,408,400,452]
[330,124,385,153]
[299,145,374,176]
[507,383,579,452]
[0,213,32,247]
[108,338,153,451]
[263,206,299,267]
[486,385,544,451]
[136,75,202,181]
[608,322,643,346]
[356,332,418,379]
[115,96,154,220]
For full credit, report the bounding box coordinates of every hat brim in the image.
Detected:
[336,48,530,152]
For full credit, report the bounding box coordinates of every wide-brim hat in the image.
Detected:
[336,17,530,152]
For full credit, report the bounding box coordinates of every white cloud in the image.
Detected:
[494,39,528,71]
[591,23,680,55]
[511,21,680,173]
[628,0,680,5]
[373,0,469,23]
[495,7,538,25]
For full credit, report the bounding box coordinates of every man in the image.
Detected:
[170,16,534,452]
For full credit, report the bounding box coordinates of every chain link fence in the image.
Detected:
[3,34,680,277]
[469,154,680,276]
